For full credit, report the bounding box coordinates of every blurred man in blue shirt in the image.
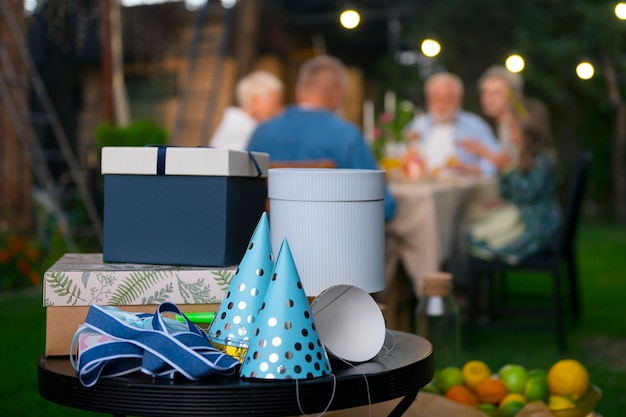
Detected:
[248,55,396,222]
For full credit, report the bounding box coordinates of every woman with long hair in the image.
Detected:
[464,100,561,264]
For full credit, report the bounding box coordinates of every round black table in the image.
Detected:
[38,331,433,417]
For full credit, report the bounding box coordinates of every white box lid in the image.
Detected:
[268,168,385,201]
[101,147,269,177]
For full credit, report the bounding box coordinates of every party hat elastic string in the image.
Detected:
[295,373,337,417]
[379,328,397,359]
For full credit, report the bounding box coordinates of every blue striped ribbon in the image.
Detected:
[71,302,240,387]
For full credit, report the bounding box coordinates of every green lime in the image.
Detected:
[421,379,441,394]
[525,376,550,403]
[499,400,526,417]
[478,403,497,417]
[435,366,464,393]
[498,363,528,393]
[528,368,547,379]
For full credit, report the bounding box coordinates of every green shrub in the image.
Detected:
[94,120,167,148]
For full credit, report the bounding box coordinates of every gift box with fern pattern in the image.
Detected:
[43,253,236,354]
[101,146,269,267]
[43,253,235,307]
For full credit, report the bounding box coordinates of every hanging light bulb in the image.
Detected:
[505,54,525,73]
[421,39,441,57]
[576,62,595,80]
[615,2,626,19]
[340,9,360,29]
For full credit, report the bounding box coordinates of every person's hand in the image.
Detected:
[458,138,491,159]
[451,161,481,176]
[492,153,511,171]
[482,198,506,211]
[405,130,421,142]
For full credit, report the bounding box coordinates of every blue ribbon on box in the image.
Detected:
[148,145,263,177]
[70,302,240,387]
[156,146,167,176]
[247,150,263,177]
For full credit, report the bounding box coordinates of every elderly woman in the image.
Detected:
[478,66,525,161]
[210,70,284,150]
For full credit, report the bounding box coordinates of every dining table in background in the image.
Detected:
[382,173,497,331]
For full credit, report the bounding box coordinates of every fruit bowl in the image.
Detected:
[476,385,601,417]
[549,384,602,417]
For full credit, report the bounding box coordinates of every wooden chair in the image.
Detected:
[467,151,592,351]
[265,159,337,213]
[269,159,337,169]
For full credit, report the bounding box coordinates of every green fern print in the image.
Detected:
[212,269,234,291]
[86,271,116,304]
[141,283,174,304]
[178,277,221,304]
[108,271,176,305]
[45,272,84,306]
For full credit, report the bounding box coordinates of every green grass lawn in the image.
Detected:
[1,220,625,416]
[465,220,626,417]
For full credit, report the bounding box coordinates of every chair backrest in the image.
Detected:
[265,159,338,212]
[269,159,337,169]
[557,151,592,254]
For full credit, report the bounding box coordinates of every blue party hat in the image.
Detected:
[208,212,273,360]
[240,239,332,379]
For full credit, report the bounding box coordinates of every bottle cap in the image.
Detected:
[422,272,453,297]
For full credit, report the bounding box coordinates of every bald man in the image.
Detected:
[248,55,396,222]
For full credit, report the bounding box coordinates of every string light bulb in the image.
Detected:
[615,2,626,19]
[505,54,525,73]
[421,39,441,57]
[340,9,360,29]
[576,62,595,80]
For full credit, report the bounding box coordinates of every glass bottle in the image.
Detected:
[416,272,461,368]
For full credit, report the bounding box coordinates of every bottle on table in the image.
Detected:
[415,272,461,368]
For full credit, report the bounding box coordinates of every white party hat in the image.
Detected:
[240,239,332,379]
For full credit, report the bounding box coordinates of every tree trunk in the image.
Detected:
[100,0,114,123]
[614,105,626,222]
[235,0,260,80]
[602,53,626,222]
[110,0,130,126]
[0,0,31,233]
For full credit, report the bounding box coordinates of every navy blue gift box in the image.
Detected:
[101,147,269,267]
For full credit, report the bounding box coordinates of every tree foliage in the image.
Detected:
[382,0,626,218]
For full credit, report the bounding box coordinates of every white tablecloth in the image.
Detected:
[385,175,497,296]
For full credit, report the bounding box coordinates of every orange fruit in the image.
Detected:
[462,360,492,390]
[547,359,590,400]
[446,385,479,406]
[474,377,509,404]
